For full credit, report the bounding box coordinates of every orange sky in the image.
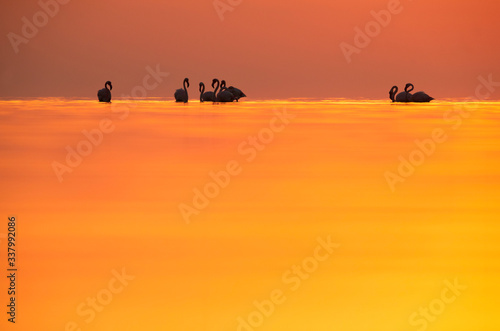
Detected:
[1,0,500,99]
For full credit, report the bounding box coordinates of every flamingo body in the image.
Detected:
[226,86,246,101]
[406,84,434,102]
[389,86,410,103]
[216,90,235,102]
[199,82,216,102]
[97,81,112,102]
[175,78,189,103]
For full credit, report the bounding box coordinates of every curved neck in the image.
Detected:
[105,83,110,90]
[183,80,188,99]
[390,87,397,102]
[199,84,204,102]
[405,84,414,93]
[213,80,220,95]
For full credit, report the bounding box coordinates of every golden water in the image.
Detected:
[0,99,499,330]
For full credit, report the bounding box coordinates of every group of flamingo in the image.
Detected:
[98,80,435,103]
[97,78,246,103]
[389,83,434,103]
[176,78,246,103]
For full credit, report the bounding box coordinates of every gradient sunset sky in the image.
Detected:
[1,0,500,99]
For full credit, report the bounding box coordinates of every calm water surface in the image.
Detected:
[0,99,499,330]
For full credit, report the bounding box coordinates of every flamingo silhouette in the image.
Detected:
[97,81,112,102]
[389,86,411,103]
[405,84,434,102]
[199,80,217,102]
[215,79,235,102]
[221,80,246,101]
[174,78,189,103]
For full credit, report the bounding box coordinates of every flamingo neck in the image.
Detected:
[183,81,188,99]
[214,80,220,95]
[390,87,397,102]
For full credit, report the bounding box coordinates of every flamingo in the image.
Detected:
[389,86,411,103]
[199,82,206,102]
[215,79,235,102]
[97,81,112,102]
[174,78,189,103]
[405,83,434,102]
[199,80,217,102]
[221,80,246,101]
